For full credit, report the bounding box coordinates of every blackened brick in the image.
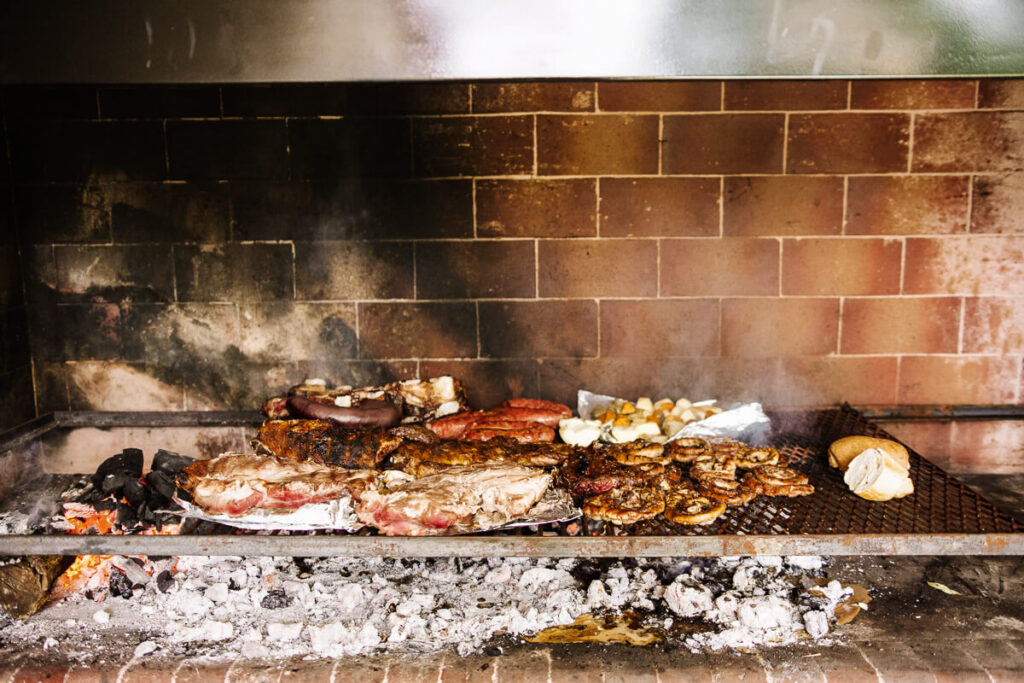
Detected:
[15,184,110,244]
[348,83,470,115]
[167,120,288,180]
[359,302,477,358]
[3,85,98,119]
[56,244,175,302]
[174,243,293,302]
[913,111,1024,172]
[414,116,533,176]
[239,302,358,361]
[476,179,596,238]
[290,118,411,179]
[479,300,597,358]
[221,84,346,117]
[473,82,594,112]
[232,179,473,241]
[0,306,30,370]
[416,241,536,299]
[662,114,784,174]
[33,362,69,414]
[49,303,122,361]
[0,366,35,431]
[110,182,229,243]
[8,120,166,182]
[294,241,414,300]
[537,115,659,175]
[99,85,221,119]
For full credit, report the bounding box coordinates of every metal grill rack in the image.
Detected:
[1,405,1021,556]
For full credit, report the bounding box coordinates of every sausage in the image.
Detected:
[285,395,401,428]
[464,424,556,443]
[488,406,565,427]
[502,398,573,418]
[425,411,485,439]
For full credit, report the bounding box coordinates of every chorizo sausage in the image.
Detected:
[501,398,572,417]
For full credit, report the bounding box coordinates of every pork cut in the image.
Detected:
[181,453,377,516]
[387,438,576,477]
[254,420,415,469]
[355,465,552,536]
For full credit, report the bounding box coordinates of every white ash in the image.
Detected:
[0,555,854,662]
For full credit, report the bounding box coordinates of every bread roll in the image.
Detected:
[828,436,909,471]
[843,448,914,501]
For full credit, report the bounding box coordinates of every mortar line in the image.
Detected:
[658,114,664,174]
[290,241,297,299]
[841,176,849,235]
[781,113,790,173]
[94,87,102,118]
[116,654,140,683]
[475,300,481,358]
[846,81,852,109]
[837,296,845,355]
[777,237,784,297]
[532,114,538,176]
[594,82,601,111]
[851,643,884,683]
[468,83,474,114]
[656,238,662,297]
[895,354,904,405]
[471,179,478,238]
[381,661,391,683]
[909,112,916,173]
[596,299,602,357]
[412,242,418,300]
[328,654,341,683]
[170,244,179,302]
[898,237,907,295]
[489,658,498,683]
[957,297,966,354]
[720,81,725,110]
[974,79,981,108]
[436,652,446,683]
[966,174,974,232]
[719,176,725,237]
[534,239,540,297]
[595,177,602,237]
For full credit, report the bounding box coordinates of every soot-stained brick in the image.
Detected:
[32,362,69,413]
[0,306,30,373]
[167,120,289,180]
[109,183,230,244]
[175,244,294,303]
[8,119,166,182]
[15,184,111,244]
[239,302,358,362]
[0,366,35,431]
[294,241,413,301]
[0,246,20,309]
[0,185,14,241]
[98,85,221,119]
[55,245,175,303]
[294,359,417,390]
[123,303,241,364]
[221,83,347,117]
[419,359,541,409]
[359,302,477,359]
[289,118,412,179]
[3,85,99,120]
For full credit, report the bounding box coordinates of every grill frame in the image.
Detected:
[1,405,1021,556]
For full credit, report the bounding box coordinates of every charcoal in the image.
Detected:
[92,449,144,488]
[93,498,117,511]
[156,570,174,593]
[138,501,155,523]
[145,471,177,500]
[152,449,195,475]
[122,478,146,508]
[116,503,137,528]
[261,589,292,609]
[147,491,170,511]
[101,472,131,494]
[109,568,134,599]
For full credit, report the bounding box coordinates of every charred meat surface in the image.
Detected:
[558,449,665,497]
[255,420,404,469]
[388,438,576,477]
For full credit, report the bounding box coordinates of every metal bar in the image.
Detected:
[0,414,56,453]
[1,534,1021,557]
[2,0,1023,83]
[857,405,1024,422]
[51,411,263,429]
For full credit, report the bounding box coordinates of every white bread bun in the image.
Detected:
[843,448,914,501]
[828,436,909,471]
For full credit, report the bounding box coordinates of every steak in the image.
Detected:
[558,448,665,497]
[387,438,576,477]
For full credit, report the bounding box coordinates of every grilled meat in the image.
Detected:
[355,465,551,536]
[255,419,406,469]
[181,453,377,515]
[558,448,665,497]
[387,438,576,477]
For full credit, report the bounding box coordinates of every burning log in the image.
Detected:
[0,555,74,618]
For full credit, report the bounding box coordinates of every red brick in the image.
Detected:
[348,82,470,115]
[723,176,843,237]
[294,241,414,300]
[598,81,721,111]
[413,116,533,176]
[10,662,72,682]
[358,302,477,359]
[381,654,446,682]
[964,297,1024,354]
[899,355,1020,404]
[964,639,1024,681]
[538,239,657,298]
[495,648,550,683]
[952,420,1024,473]
[332,659,388,682]
[277,659,338,682]
[846,175,969,235]
[600,177,719,237]
[722,298,839,357]
[773,356,899,407]
[913,112,1024,172]
[855,642,934,683]
[419,359,539,409]
[472,82,594,112]
[724,80,847,110]
[978,79,1024,108]
[787,113,909,173]
[881,421,953,469]
[840,297,960,354]
[904,236,1024,296]
[972,172,1024,234]
[479,300,598,358]
[663,114,784,174]
[537,114,659,175]
[440,655,497,682]
[172,660,236,683]
[783,237,901,296]
[416,240,536,299]
[661,238,779,297]
[476,179,596,238]
[600,299,719,358]
[851,79,977,109]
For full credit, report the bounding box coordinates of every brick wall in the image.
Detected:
[1,79,1022,470]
